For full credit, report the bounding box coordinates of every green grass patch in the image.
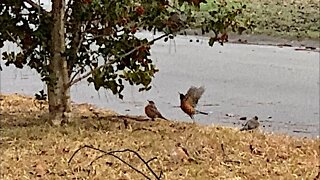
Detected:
[239,0,320,39]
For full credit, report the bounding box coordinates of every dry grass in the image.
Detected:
[0,94,319,179]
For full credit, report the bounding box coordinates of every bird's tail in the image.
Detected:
[196,110,209,115]
[160,115,168,120]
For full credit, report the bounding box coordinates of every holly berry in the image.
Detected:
[130,24,138,34]
[82,0,92,4]
[130,26,137,34]
[118,17,128,25]
[135,6,145,16]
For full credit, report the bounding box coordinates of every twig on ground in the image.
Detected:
[116,115,149,122]
[221,143,226,157]
[221,143,241,165]
[131,127,157,133]
[68,145,162,180]
[33,99,46,110]
[146,157,158,164]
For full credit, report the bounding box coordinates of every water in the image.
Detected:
[1,34,319,138]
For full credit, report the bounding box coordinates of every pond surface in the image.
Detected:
[1,34,319,138]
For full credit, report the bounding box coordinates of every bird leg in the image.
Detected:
[190,115,196,124]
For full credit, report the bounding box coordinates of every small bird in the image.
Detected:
[179,86,208,122]
[144,100,167,121]
[240,116,259,131]
[167,12,185,32]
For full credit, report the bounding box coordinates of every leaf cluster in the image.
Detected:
[0,0,249,98]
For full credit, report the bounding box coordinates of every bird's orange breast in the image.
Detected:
[180,101,195,115]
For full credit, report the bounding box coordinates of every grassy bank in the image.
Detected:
[240,0,319,40]
[0,94,319,179]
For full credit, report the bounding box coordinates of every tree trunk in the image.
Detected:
[48,0,71,125]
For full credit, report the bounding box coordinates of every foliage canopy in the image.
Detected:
[0,0,250,98]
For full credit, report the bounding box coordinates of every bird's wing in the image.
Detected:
[250,120,259,129]
[242,121,249,130]
[185,86,205,107]
[246,119,259,130]
[150,105,163,117]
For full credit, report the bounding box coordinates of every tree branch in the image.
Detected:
[68,33,169,87]
[68,21,87,78]
[64,0,73,21]
[69,66,85,83]
[68,145,162,180]
[6,31,24,55]
[23,0,49,15]
[38,0,41,24]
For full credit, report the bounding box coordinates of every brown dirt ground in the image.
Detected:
[0,93,319,179]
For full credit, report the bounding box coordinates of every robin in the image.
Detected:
[179,86,208,122]
[240,116,259,131]
[144,100,167,121]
